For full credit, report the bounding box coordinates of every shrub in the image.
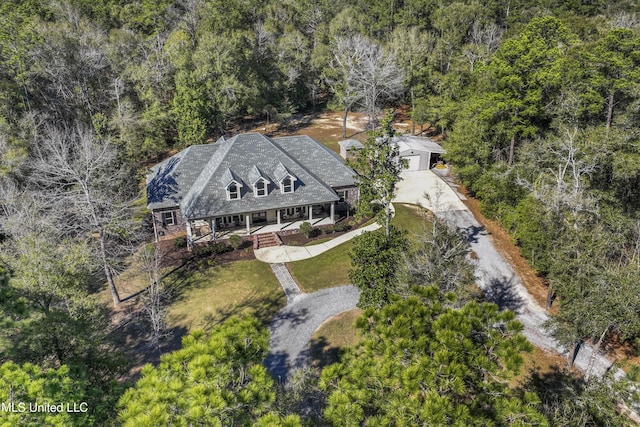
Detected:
[300,222,313,238]
[324,225,335,235]
[229,234,242,250]
[334,222,351,232]
[211,242,230,254]
[174,236,187,249]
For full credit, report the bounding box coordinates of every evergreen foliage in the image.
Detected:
[320,290,546,426]
[118,316,301,426]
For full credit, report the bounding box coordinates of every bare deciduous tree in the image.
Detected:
[136,242,170,355]
[30,125,134,306]
[327,34,404,137]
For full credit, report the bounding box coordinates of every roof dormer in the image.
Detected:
[274,162,297,194]
[248,166,271,198]
[221,168,243,200]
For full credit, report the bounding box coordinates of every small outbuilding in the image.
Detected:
[338,139,364,159]
[392,136,446,170]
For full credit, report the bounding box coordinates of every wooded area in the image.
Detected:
[1,0,640,425]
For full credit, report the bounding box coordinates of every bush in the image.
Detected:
[174,236,187,249]
[300,222,313,238]
[193,241,231,257]
[324,225,335,235]
[229,234,242,250]
[211,242,231,254]
[334,222,351,233]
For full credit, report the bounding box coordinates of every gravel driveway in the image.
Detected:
[264,285,360,381]
[398,170,622,380]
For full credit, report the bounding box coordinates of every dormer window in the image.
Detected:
[274,162,297,194]
[281,177,293,194]
[227,182,240,200]
[255,179,268,197]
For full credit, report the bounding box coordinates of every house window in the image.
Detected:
[337,190,348,203]
[162,211,176,226]
[255,180,267,197]
[281,177,293,193]
[227,183,240,200]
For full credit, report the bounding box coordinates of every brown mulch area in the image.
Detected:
[157,238,255,270]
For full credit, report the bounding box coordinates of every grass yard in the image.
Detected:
[392,203,433,240]
[165,260,285,332]
[287,240,353,292]
[308,309,364,368]
[287,203,432,292]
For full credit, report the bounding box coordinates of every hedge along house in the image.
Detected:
[146,133,359,246]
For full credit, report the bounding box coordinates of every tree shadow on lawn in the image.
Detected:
[199,290,287,330]
[302,335,342,370]
[480,275,524,313]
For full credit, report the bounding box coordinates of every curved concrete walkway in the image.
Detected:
[255,222,380,263]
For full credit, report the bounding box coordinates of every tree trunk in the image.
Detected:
[605,92,614,134]
[584,325,610,383]
[508,134,515,167]
[342,105,349,139]
[546,283,555,308]
[411,87,416,135]
[385,203,390,237]
[99,227,121,306]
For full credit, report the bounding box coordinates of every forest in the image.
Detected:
[1,0,640,425]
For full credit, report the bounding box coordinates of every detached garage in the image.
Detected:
[392,136,446,171]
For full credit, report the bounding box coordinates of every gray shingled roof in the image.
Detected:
[273,135,356,188]
[147,133,358,220]
[247,165,270,185]
[146,144,220,210]
[179,133,342,219]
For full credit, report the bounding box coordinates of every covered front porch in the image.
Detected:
[188,203,336,243]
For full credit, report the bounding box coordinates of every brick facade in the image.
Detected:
[152,208,186,240]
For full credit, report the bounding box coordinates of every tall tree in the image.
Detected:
[349,111,404,237]
[118,316,301,426]
[349,226,407,309]
[581,28,640,133]
[403,217,476,302]
[481,16,576,167]
[319,289,545,426]
[30,126,133,306]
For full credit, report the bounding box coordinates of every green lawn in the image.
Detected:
[287,240,353,292]
[308,309,364,368]
[165,260,285,332]
[287,203,432,292]
[392,203,433,239]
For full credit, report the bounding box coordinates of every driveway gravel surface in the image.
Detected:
[264,285,360,381]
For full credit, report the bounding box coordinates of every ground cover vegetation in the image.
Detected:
[0,0,640,424]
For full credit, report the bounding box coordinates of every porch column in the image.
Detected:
[308,205,313,221]
[210,218,216,241]
[186,220,193,249]
[330,203,335,223]
[277,209,281,225]
[152,212,159,242]
[246,214,251,234]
